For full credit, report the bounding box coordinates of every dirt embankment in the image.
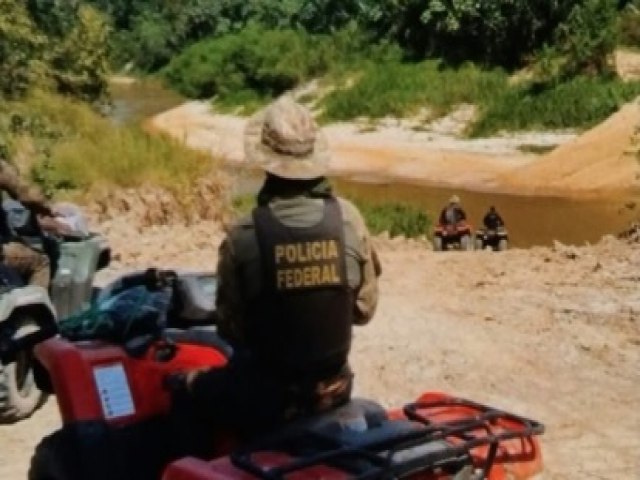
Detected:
[1,214,638,479]
[150,97,640,197]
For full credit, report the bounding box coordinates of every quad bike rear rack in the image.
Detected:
[230,397,544,480]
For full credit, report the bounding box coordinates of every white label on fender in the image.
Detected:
[93,364,135,419]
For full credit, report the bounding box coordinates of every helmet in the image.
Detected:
[449,195,460,204]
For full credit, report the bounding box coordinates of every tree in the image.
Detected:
[50,5,110,101]
[0,0,47,97]
[555,0,619,77]
[361,0,580,67]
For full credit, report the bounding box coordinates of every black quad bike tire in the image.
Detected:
[432,236,443,251]
[0,315,48,423]
[29,430,81,480]
[460,234,474,251]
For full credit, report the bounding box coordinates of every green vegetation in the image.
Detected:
[153,1,640,136]
[352,201,431,239]
[471,76,640,136]
[163,27,338,109]
[0,0,109,101]
[87,0,621,73]
[321,61,507,122]
[233,194,430,239]
[2,92,213,200]
[0,0,217,204]
[619,1,640,47]
[162,26,387,112]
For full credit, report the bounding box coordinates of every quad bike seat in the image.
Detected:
[164,327,233,358]
[233,399,469,478]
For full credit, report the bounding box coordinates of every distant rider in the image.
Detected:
[439,195,467,226]
[169,96,381,450]
[0,159,55,288]
[482,206,505,231]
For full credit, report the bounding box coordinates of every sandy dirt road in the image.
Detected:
[1,218,638,479]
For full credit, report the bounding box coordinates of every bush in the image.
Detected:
[619,2,640,47]
[162,26,343,106]
[553,0,619,78]
[2,92,214,198]
[471,76,640,136]
[321,60,507,122]
[353,201,430,238]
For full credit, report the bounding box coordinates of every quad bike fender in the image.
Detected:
[0,286,55,325]
[0,286,57,361]
[34,337,228,426]
[408,392,544,479]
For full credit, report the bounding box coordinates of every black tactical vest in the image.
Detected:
[249,197,353,381]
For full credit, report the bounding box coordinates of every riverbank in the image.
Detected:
[149,97,640,198]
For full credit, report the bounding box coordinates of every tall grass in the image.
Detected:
[322,60,640,135]
[11,93,214,198]
[321,61,508,122]
[471,76,640,136]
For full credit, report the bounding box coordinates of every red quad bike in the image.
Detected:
[433,222,474,252]
[0,271,544,480]
[474,228,509,252]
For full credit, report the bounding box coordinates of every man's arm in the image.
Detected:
[353,231,380,325]
[214,237,247,344]
[0,162,51,215]
[340,199,380,326]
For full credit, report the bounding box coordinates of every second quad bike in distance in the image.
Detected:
[4,270,546,480]
[433,221,474,252]
[474,228,509,252]
[0,201,110,423]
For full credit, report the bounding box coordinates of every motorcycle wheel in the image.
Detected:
[432,236,443,251]
[29,430,81,480]
[0,315,48,424]
[460,235,474,251]
[498,239,508,251]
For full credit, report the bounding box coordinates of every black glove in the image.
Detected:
[163,372,188,393]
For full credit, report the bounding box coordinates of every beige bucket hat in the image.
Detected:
[244,95,330,180]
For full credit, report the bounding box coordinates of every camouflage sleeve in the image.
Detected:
[340,199,380,326]
[215,235,247,344]
[353,228,380,325]
[0,161,50,214]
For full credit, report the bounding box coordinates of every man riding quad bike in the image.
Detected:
[0,268,545,480]
[433,196,474,251]
[0,98,545,479]
[475,207,509,251]
[0,196,110,423]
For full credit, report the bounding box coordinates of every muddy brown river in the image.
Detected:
[110,81,640,248]
[334,179,640,248]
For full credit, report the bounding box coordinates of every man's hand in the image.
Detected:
[38,215,74,236]
[23,201,54,217]
[163,372,189,393]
